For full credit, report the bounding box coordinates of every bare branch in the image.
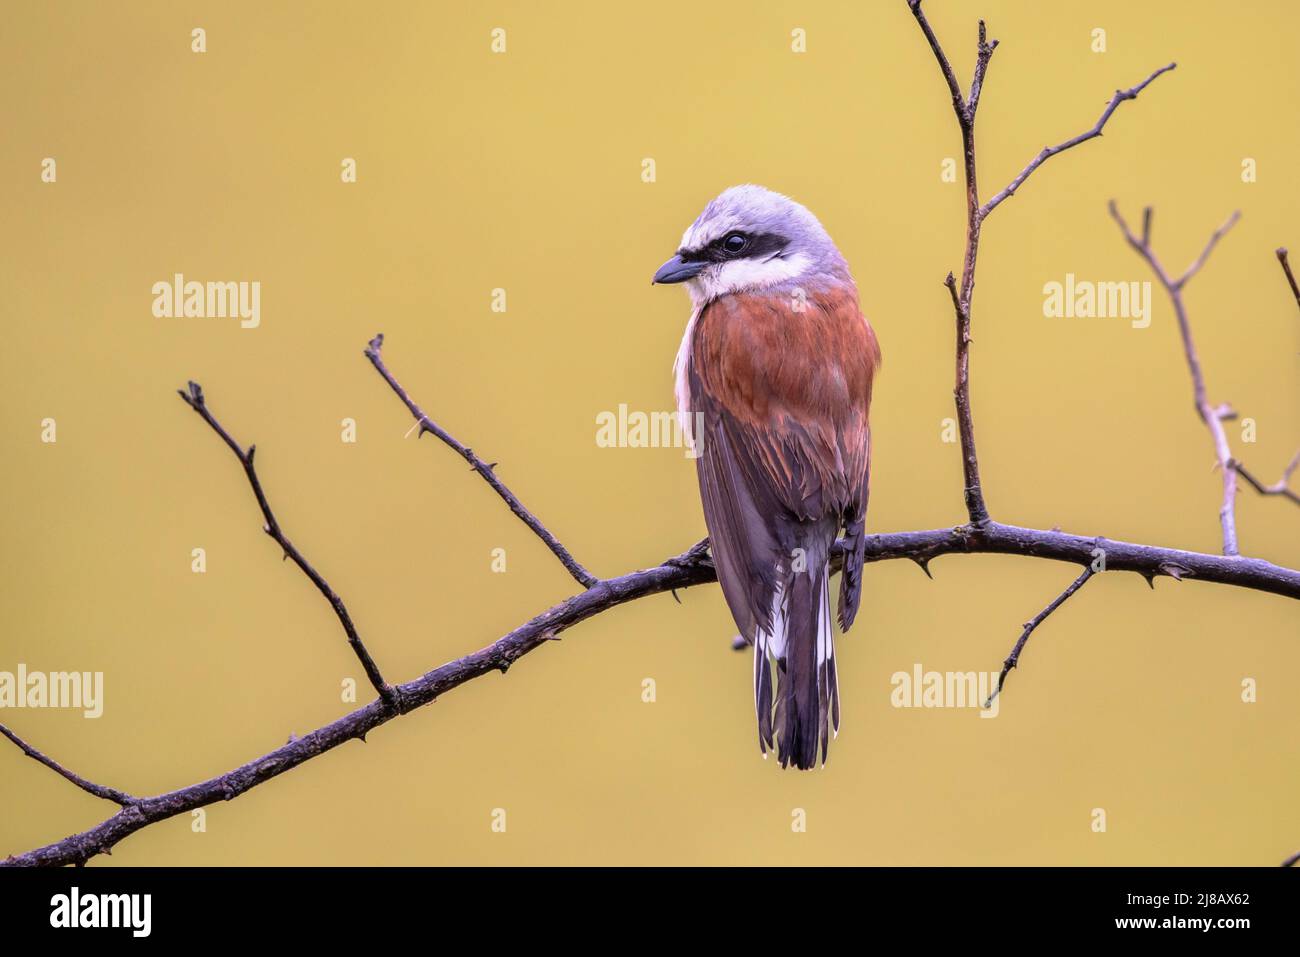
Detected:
[967,20,999,119]
[6,516,1300,866]
[981,63,1177,219]
[1224,254,1300,509]
[1232,452,1300,507]
[177,381,396,706]
[1278,248,1300,312]
[984,566,1095,707]
[0,724,137,807]
[907,0,968,121]
[364,334,599,590]
[908,0,996,525]
[1284,849,1300,868]
[1108,204,1248,555]
[909,3,1172,528]
[1177,210,1242,289]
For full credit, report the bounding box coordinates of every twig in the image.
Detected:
[907,0,968,119]
[0,724,137,807]
[984,566,1095,707]
[907,0,1174,526]
[178,381,397,707]
[1232,452,1300,507]
[908,0,996,525]
[966,20,999,118]
[1283,849,1300,868]
[1109,204,1248,555]
[1226,253,1300,509]
[1177,212,1241,289]
[981,63,1177,220]
[364,334,599,590]
[1277,248,1300,311]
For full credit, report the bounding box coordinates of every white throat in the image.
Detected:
[685,253,812,308]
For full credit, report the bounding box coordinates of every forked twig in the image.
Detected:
[178,381,397,706]
[364,335,599,589]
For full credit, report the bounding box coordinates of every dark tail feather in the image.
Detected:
[838,510,867,632]
[754,645,774,755]
[758,559,838,770]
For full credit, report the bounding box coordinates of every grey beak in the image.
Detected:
[652,254,705,285]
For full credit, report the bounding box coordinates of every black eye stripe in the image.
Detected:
[679,231,789,264]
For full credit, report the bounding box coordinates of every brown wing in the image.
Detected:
[688,283,880,766]
[687,283,881,641]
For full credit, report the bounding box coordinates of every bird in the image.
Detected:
[653,185,881,770]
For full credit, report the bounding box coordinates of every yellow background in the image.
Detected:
[2,0,1297,865]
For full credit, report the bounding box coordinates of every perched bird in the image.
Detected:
[653,185,881,769]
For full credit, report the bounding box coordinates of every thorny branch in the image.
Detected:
[1110,204,1300,553]
[983,566,1095,708]
[1242,248,1300,510]
[4,1,1298,868]
[7,342,1298,867]
[980,63,1178,221]
[0,724,137,808]
[178,381,397,707]
[364,334,599,590]
[908,0,1294,864]
[907,0,1174,527]
[982,214,1300,718]
[1109,204,1243,554]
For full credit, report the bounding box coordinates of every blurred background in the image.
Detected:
[1,0,1297,865]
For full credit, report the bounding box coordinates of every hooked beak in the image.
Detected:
[652,254,705,285]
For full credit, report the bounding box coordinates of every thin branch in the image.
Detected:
[364,334,599,590]
[1277,248,1300,312]
[984,566,1095,707]
[0,724,138,807]
[6,517,1300,866]
[908,1,1173,528]
[1177,211,1242,289]
[1226,253,1300,509]
[1284,849,1300,868]
[908,0,997,525]
[981,63,1177,220]
[1108,204,1246,555]
[177,381,397,707]
[967,20,999,120]
[907,0,967,120]
[1232,452,1300,507]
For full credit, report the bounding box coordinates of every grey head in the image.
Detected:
[652,184,852,306]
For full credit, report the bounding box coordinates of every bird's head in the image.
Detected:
[652,184,849,307]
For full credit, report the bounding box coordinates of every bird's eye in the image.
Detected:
[722,233,748,254]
